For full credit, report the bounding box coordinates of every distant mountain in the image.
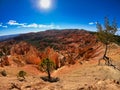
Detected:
[0,34,20,42]
[0,29,119,51]
[12,29,95,50]
[1,29,120,46]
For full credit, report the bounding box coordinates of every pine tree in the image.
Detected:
[96,17,117,65]
[40,58,55,80]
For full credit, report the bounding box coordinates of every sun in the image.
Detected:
[39,0,51,9]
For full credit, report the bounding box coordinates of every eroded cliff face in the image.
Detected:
[10,41,41,66]
[40,47,60,69]
[10,42,61,68]
[0,30,104,67]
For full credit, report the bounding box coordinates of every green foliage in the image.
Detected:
[0,70,7,76]
[96,17,118,65]
[40,58,60,82]
[18,70,26,79]
[40,58,55,72]
[96,17,118,45]
[40,58,55,80]
[114,35,120,45]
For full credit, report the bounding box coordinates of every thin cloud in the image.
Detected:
[6,20,60,29]
[89,22,94,25]
[0,23,8,28]
[7,20,25,26]
[89,22,97,25]
[21,23,38,28]
[2,26,8,28]
[21,23,60,29]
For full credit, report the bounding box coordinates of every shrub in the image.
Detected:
[0,70,7,76]
[40,58,59,82]
[40,58,55,80]
[17,70,26,80]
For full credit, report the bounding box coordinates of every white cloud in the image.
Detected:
[21,23,38,28]
[0,23,8,28]
[2,26,8,28]
[7,20,25,26]
[7,20,19,25]
[88,22,97,25]
[21,23,60,29]
[7,20,60,29]
[89,22,94,25]
[38,24,54,28]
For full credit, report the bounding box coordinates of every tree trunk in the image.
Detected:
[47,59,51,80]
[103,44,111,65]
[104,44,108,58]
[47,68,51,80]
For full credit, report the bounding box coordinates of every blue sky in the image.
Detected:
[0,0,120,36]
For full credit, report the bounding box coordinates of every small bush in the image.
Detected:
[0,70,7,76]
[17,70,26,80]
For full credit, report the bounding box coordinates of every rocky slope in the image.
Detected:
[0,29,104,68]
[0,29,120,90]
[0,29,105,68]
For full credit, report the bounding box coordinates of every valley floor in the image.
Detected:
[0,60,120,90]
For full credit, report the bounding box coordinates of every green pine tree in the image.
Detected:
[40,58,55,80]
[96,17,118,65]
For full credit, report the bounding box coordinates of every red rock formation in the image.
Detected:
[25,46,41,64]
[40,47,60,69]
[0,56,10,67]
[10,41,41,65]
[0,30,104,68]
